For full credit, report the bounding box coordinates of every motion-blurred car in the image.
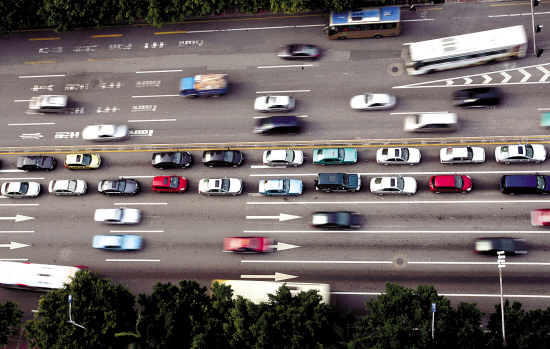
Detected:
[259,179,302,196]
[28,95,70,113]
[17,155,56,171]
[370,177,417,195]
[495,144,546,164]
[202,150,243,167]
[48,179,87,196]
[429,175,472,193]
[92,235,143,251]
[94,208,141,225]
[473,237,527,255]
[198,178,243,196]
[277,44,320,60]
[98,179,139,196]
[350,93,396,111]
[152,175,187,193]
[440,146,485,164]
[1,181,40,198]
[263,149,303,167]
[311,211,363,229]
[82,124,128,141]
[254,115,301,135]
[64,153,101,170]
[152,152,193,169]
[376,147,420,165]
[313,148,357,165]
[530,209,550,227]
[403,113,458,133]
[223,237,274,253]
[254,96,296,112]
[452,87,501,108]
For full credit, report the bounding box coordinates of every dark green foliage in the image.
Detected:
[24,270,137,349]
[0,300,24,345]
[0,0,41,36]
[39,0,121,32]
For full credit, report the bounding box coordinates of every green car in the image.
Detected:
[64,153,101,170]
[313,148,357,165]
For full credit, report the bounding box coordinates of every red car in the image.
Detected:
[531,209,550,226]
[223,237,274,253]
[429,175,472,193]
[151,175,187,193]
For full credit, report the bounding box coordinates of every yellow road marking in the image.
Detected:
[24,61,56,64]
[91,34,123,38]
[29,37,60,41]
[155,31,187,35]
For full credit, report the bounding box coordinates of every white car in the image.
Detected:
[82,124,128,141]
[376,148,421,165]
[28,95,70,113]
[370,177,417,195]
[440,146,485,164]
[350,93,396,111]
[254,96,295,112]
[48,179,87,196]
[1,182,41,198]
[94,208,141,224]
[198,178,243,196]
[495,144,546,164]
[263,149,303,167]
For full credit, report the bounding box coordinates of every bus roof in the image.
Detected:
[0,261,81,291]
[330,7,400,26]
[409,25,527,62]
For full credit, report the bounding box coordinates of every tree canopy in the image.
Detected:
[0,300,24,346]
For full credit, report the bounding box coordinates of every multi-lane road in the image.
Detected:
[1,2,550,321]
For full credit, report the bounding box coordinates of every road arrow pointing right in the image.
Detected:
[270,242,301,251]
[0,215,36,222]
[0,241,31,250]
[241,272,298,281]
[246,213,302,221]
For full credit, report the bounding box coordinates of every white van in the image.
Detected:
[403,113,458,133]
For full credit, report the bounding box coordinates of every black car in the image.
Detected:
[474,238,528,255]
[202,150,243,167]
[254,116,301,135]
[452,87,502,108]
[277,44,320,61]
[311,211,363,229]
[151,152,192,169]
[17,155,56,171]
[98,179,139,196]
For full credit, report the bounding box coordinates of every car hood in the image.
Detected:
[123,180,139,194]
[403,177,418,194]
[408,149,421,163]
[26,182,41,196]
[254,97,268,110]
[41,157,55,169]
[471,147,486,162]
[121,235,143,250]
[228,178,243,193]
[74,180,87,194]
[350,95,367,109]
[532,144,547,161]
[288,179,303,194]
[403,115,418,131]
[343,148,357,162]
[293,151,304,165]
[121,208,141,224]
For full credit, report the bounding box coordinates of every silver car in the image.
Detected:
[82,124,128,141]
[495,144,546,164]
[1,181,40,198]
[48,179,87,196]
[198,178,243,196]
[94,208,141,224]
[263,149,303,167]
[440,146,485,164]
[254,96,295,112]
[350,94,396,111]
[28,95,70,113]
[370,177,417,195]
[376,148,421,165]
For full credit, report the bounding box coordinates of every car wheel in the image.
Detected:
[435,191,440,194]
[461,191,467,194]
[158,167,164,170]
[323,190,331,193]
[536,161,541,163]
[233,165,238,167]
[350,190,356,193]
[374,34,382,39]
[232,194,237,196]
[378,193,384,196]
[208,165,214,168]
[504,162,510,165]
[384,164,389,166]
[410,163,415,166]
[337,36,347,40]
[509,193,515,196]
[206,193,211,196]
[407,193,412,196]
[320,163,325,166]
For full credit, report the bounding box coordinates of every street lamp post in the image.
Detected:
[531,0,544,57]
[68,295,86,330]
[497,251,506,347]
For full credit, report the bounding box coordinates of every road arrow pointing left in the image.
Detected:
[0,215,35,222]
[0,242,31,250]
[269,242,301,251]
[246,213,302,221]
[241,272,298,281]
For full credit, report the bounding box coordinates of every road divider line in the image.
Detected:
[24,61,56,64]
[0,204,39,206]
[132,94,179,98]
[247,199,550,205]
[117,175,155,178]
[242,260,550,266]
[333,291,550,299]
[249,170,550,177]
[0,258,28,261]
[257,90,310,93]
[258,64,314,69]
[114,202,167,205]
[13,100,32,103]
[109,230,163,233]
[92,34,122,38]
[0,231,34,234]
[19,74,65,78]
[136,70,183,74]
[243,230,550,234]
[105,259,161,262]
[9,122,55,126]
[128,119,176,123]
[390,111,448,115]
[29,37,60,41]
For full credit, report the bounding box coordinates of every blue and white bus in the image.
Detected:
[325,7,401,40]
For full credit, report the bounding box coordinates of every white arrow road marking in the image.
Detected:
[0,215,35,222]
[482,74,491,84]
[246,213,302,221]
[537,66,550,82]
[445,80,453,85]
[0,242,31,250]
[269,242,301,251]
[463,77,472,85]
[519,69,531,82]
[500,71,512,83]
[241,272,298,281]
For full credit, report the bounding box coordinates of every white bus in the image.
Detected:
[212,280,331,304]
[403,25,528,75]
[0,261,85,291]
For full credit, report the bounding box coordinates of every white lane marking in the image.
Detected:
[258,64,314,69]
[256,90,310,94]
[0,204,39,206]
[136,70,183,74]
[114,202,167,205]
[14,100,32,102]
[19,74,65,78]
[0,177,44,180]
[246,200,550,205]
[132,94,179,98]
[251,165,271,169]
[9,122,55,126]
[242,260,550,266]
[0,231,34,233]
[0,258,28,261]
[538,108,550,110]
[118,175,155,178]
[128,119,176,123]
[249,170,550,177]
[488,11,550,18]
[0,170,28,173]
[401,19,434,22]
[390,111,448,115]
[333,291,550,299]
[242,230,550,234]
[105,259,161,262]
[109,230,163,233]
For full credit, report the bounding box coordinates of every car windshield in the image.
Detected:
[283,179,290,193]
[81,154,92,165]
[500,146,509,156]
[525,145,534,158]
[338,148,344,160]
[19,182,28,194]
[495,239,514,252]
[169,176,180,189]
[173,153,182,163]
[224,151,234,162]
[117,181,126,192]
[537,175,546,189]
[400,148,409,161]
[220,178,230,191]
[335,212,352,226]
[285,150,294,162]
[68,180,77,191]
[454,175,463,188]
[395,177,404,190]
[467,147,473,160]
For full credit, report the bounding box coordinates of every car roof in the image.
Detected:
[152,176,174,186]
[368,94,391,104]
[434,175,457,187]
[268,149,290,161]
[36,95,68,107]
[53,180,72,190]
[317,148,339,159]
[263,179,284,190]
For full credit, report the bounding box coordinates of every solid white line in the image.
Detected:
[332,291,550,299]
[0,258,28,261]
[0,177,44,180]
[105,259,161,262]
[538,108,550,111]
[257,90,310,94]
[0,231,34,233]
[0,170,28,173]
[118,175,155,178]
[9,122,55,126]
[128,119,176,123]
[241,260,550,266]
[390,111,448,115]
[0,204,39,206]
[251,165,271,169]
[132,94,179,98]
[242,230,549,234]
[136,70,183,74]
[19,74,65,78]
[114,202,167,205]
[401,19,434,22]
[246,200,550,205]
[258,64,314,69]
[13,100,32,102]
[110,230,163,233]
[249,169,550,177]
